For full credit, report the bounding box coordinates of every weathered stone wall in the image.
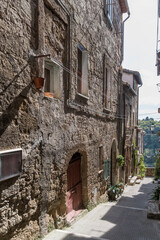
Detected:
[146,168,155,177]
[0,0,124,239]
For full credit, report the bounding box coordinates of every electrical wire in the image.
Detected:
[46,56,160,121]
[45,56,130,120]
[139,112,160,116]
[79,1,103,43]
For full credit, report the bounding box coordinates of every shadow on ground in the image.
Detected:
[61,178,160,240]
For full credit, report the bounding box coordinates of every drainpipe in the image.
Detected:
[122,9,130,61]
[119,6,130,154]
[136,83,142,146]
[137,84,142,124]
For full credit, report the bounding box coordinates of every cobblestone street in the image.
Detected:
[44,178,160,240]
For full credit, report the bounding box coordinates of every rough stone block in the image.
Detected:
[147,200,160,220]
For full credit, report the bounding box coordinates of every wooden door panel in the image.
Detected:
[67,157,82,214]
[73,182,82,210]
[67,159,81,190]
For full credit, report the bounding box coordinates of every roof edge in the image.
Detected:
[123,68,143,85]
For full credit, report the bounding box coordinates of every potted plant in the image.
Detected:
[117,182,124,193]
[117,155,124,167]
[107,185,122,201]
[107,186,118,201]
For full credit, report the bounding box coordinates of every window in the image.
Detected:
[44,60,60,98]
[98,146,103,171]
[0,149,22,182]
[107,0,113,23]
[104,55,112,111]
[105,0,113,24]
[104,159,110,180]
[77,44,88,97]
[133,79,137,91]
[133,112,135,126]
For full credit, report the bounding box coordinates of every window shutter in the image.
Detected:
[82,50,88,96]
[104,159,110,180]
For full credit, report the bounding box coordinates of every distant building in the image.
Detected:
[121,69,142,183]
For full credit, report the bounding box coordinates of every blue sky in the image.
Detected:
[123,0,160,120]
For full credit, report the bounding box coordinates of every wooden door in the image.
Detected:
[67,155,82,214]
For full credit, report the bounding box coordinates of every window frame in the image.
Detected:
[44,59,60,99]
[103,55,112,112]
[107,0,113,23]
[104,0,113,26]
[133,78,137,91]
[0,148,22,182]
[77,43,88,98]
[98,146,104,172]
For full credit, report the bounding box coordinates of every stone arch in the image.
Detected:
[110,139,118,185]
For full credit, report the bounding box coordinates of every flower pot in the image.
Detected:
[108,193,117,201]
[33,77,44,89]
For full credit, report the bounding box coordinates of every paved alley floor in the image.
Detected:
[43,178,160,240]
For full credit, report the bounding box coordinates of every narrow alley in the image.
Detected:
[44,178,160,240]
[1,1,160,240]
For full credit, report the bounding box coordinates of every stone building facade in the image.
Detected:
[121,69,142,183]
[0,0,129,239]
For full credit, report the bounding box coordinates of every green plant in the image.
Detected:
[134,149,138,172]
[151,186,160,200]
[139,154,146,178]
[48,221,54,233]
[34,234,42,240]
[107,183,124,201]
[107,186,118,201]
[154,176,158,181]
[117,155,124,167]
[154,153,160,179]
[117,182,124,191]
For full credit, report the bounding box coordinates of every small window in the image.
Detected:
[105,0,113,24]
[107,0,113,23]
[98,146,103,170]
[0,149,22,182]
[133,79,136,91]
[77,44,88,97]
[44,60,60,98]
[104,58,112,111]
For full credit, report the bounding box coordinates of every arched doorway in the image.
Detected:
[66,152,82,215]
[111,140,118,186]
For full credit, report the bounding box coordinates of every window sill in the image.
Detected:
[44,92,54,98]
[76,92,89,100]
[0,173,21,182]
